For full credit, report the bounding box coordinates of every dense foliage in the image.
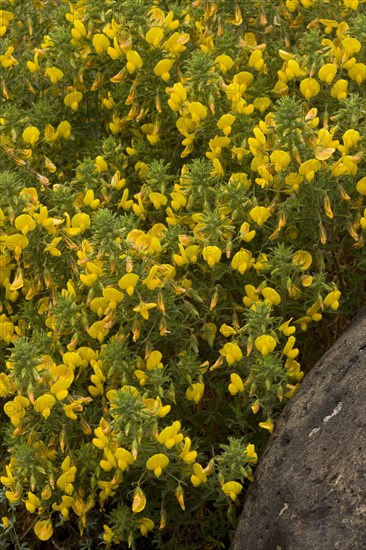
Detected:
[0,0,365,548]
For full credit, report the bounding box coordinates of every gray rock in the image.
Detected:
[231,306,366,550]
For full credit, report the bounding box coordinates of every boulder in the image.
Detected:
[231,306,366,550]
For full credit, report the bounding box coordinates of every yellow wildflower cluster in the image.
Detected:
[0,0,364,547]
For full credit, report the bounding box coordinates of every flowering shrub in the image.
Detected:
[0,0,365,548]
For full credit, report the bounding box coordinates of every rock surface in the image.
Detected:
[231,306,366,550]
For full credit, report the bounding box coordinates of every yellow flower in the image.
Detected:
[52,495,74,519]
[138,518,155,536]
[202,245,221,267]
[343,0,359,9]
[24,492,41,513]
[44,66,64,83]
[50,364,74,400]
[186,382,204,404]
[103,18,121,39]
[217,114,236,136]
[118,273,139,295]
[102,288,124,311]
[0,46,18,69]
[190,463,207,487]
[356,176,366,195]
[318,63,337,84]
[228,373,244,395]
[243,285,260,308]
[292,250,312,270]
[4,396,30,426]
[133,301,157,320]
[144,396,169,417]
[1,517,9,528]
[92,33,110,54]
[214,54,234,73]
[284,172,303,192]
[0,10,13,37]
[146,26,164,47]
[44,237,62,257]
[279,319,296,336]
[34,394,56,419]
[282,336,299,359]
[179,437,197,464]
[249,49,266,72]
[360,208,366,230]
[92,421,110,450]
[34,519,53,541]
[249,206,271,227]
[157,421,183,449]
[338,129,361,154]
[259,419,274,433]
[146,454,169,477]
[222,481,243,500]
[63,400,83,420]
[184,244,200,263]
[26,52,40,73]
[245,443,258,463]
[200,322,216,347]
[94,155,108,173]
[163,31,189,56]
[285,357,304,380]
[270,150,291,172]
[0,313,15,344]
[64,90,83,111]
[342,37,361,55]
[299,158,320,181]
[348,63,366,85]
[14,214,36,235]
[211,158,225,177]
[188,102,208,123]
[220,324,237,337]
[154,59,174,81]
[330,79,348,100]
[248,126,266,152]
[44,124,58,143]
[324,290,341,310]
[0,373,12,397]
[149,192,168,209]
[262,287,281,305]
[206,136,231,159]
[103,525,114,547]
[83,189,100,209]
[299,78,320,100]
[132,487,146,513]
[219,342,243,365]
[146,350,163,370]
[22,126,40,145]
[57,120,71,139]
[57,456,77,494]
[167,82,187,111]
[114,447,134,471]
[255,334,277,355]
[253,97,271,113]
[0,464,15,488]
[231,248,254,274]
[41,35,55,49]
[126,50,143,73]
[280,58,306,81]
[71,19,86,41]
[68,213,91,237]
[319,19,338,33]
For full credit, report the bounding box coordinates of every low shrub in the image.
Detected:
[0,0,365,547]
